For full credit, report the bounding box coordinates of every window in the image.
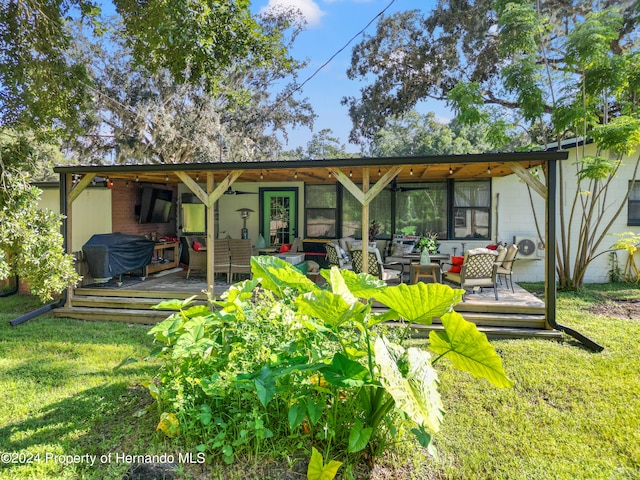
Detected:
[396,183,447,238]
[453,180,491,239]
[629,181,640,226]
[305,185,337,237]
[342,187,392,238]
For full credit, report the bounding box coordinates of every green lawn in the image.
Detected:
[0,285,639,479]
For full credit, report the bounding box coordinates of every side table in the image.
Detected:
[410,263,441,284]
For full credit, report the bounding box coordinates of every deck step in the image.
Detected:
[408,323,562,340]
[70,295,205,310]
[74,288,209,300]
[53,306,175,324]
[447,311,547,329]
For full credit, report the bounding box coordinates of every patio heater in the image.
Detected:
[237,208,254,240]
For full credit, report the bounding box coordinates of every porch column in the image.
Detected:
[206,173,215,295]
[361,168,370,272]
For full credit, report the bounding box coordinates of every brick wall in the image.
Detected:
[111,181,177,238]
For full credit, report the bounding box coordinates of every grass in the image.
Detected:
[0,284,639,479]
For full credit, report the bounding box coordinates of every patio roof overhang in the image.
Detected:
[53,151,567,185]
[54,150,606,351]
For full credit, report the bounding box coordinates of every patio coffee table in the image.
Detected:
[410,263,442,284]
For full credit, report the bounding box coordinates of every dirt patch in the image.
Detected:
[590,292,640,320]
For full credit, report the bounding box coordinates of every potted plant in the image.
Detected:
[368,220,380,243]
[417,233,438,265]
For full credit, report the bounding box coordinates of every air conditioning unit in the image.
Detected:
[513,236,539,258]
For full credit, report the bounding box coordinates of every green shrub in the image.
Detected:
[147,256,512,473]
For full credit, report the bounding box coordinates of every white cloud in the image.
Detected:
[261,0,326,27]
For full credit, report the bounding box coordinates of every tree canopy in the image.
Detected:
[1,0,295,137]
[66,12,314,164]
[344,0,640,147]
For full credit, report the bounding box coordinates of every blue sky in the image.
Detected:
[253,0,447,152]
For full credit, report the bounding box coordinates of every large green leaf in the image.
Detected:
[335,269,386,298]
[429,311,513,388]
[251,256,319,297]
[148,314,184,344]
[288,402,306,430]
[319,352,369,388]
[296,290,369,330]
[152,295,198,310]
[307,447,342,480]
[326,266,358,305]
[374,337,443,433]
[348,419,373,453]
[371,283,463,325]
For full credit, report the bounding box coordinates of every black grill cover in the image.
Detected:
[83,233,155,280]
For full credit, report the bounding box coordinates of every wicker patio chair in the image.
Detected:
[229,239,253,281]
[213,239,231,283]
[496,244,518,293]
[183,236,208,279]
[443,247,499,300]
[351,248,403,284]
[325,242,352,269]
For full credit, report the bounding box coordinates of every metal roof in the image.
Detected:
[54,151,568,185]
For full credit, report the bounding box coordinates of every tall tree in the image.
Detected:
[0,0,290,136]
[66,12,314,164]
[366,111,506,157]
[346,0,640,289]
[0,131,79,300]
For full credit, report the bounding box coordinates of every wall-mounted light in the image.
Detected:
[409,168,413,176]
[260,171,264,180]
[135,175,139,182]
[487,164,492,174]
[449,165,453,175]
[165,174,169,182]
[196,173,200,182]
[349,169,353,178]
[294,171,298,179]
[378,168,381,176]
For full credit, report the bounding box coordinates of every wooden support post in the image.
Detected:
[206,173,215,296]
[362,168,370,273]
[63,174,74,307]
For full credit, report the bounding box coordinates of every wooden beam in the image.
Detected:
[175,171,209,205]
[176,170,244,207]
[507,162,547,200]
[328,168,365,204]
[364,166,402,205]
[419,165,432,180]
[67,173,96,204]
[207,170,244,207]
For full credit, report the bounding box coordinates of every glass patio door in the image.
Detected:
[261,190,297,246]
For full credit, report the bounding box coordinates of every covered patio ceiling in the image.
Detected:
[54,151,566,185]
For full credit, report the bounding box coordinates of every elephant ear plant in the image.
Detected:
[147,256,512,474]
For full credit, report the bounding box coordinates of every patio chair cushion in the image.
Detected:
[390,243,414,256]
[279,244,291,253]
[193,240,204,252]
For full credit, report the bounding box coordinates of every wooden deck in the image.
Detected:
[53,268,561,340]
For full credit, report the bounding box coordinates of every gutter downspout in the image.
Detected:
[546,158,604,352]
[10,172,70,326]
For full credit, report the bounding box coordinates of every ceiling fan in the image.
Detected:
[223,186,258,195]
[385,180,431,193]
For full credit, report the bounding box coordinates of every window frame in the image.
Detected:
[628,180,640,226]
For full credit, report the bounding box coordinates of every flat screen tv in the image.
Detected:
[139,187,173,223]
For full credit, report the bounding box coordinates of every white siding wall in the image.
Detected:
[493,145,640,283]
[38,186,113,252]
